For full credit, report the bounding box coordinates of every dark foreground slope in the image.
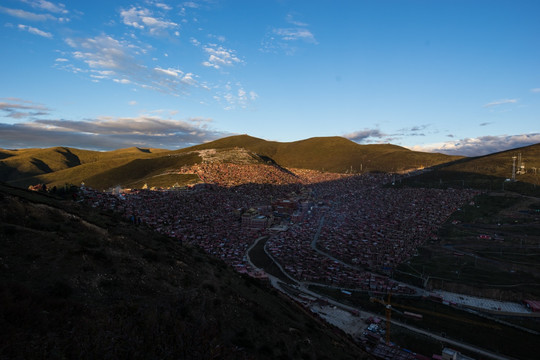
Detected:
[178,135,461,173]
[0,184,365,359]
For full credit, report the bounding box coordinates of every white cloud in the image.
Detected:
[129,100,137,106]
[286,14,308,27]
[483,99,518,108]
[202,44,243,69]
[531,88,540,93]
[261,15,318,55]
[64,34,198,95]
[208,33,226,42]
[0,98,50,119]
[214,82,257,110]
[0,114,227,150]
[0,6,56,21]
[273,28,317,43]
[183,2,199,9]
[120,6,178,35]
[20,0,68,14]
[18,24,53,38]
[67,35,140,71]
[409,133,540,156]
[181,72,196,85]
[154,2,172,11]
[154,66,183,77]
[55,57,68,62]
[344,129,387,143]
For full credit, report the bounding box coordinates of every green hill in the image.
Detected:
[1,146,175,190]
[398,143,540,196]
[177,135,461,173]
[0,146,168,183]
[1,134,462,190]
[0,183,365,359]
[440,143,540,183]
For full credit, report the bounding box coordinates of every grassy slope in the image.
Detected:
[0,183,365,359]
[82,152,203,189]
[0,147,86,181]
[3,136,538,191]
[2,134,461,189]
[400,143,540,195]
[1,147,172,189]
[178,135,461,173]
[0,146,163,176]
[441,143,540,183]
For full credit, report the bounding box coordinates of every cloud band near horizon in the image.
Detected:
[409,134,540,156]
[0,107,228,150]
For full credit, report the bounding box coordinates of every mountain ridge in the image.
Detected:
[2,134,538,190]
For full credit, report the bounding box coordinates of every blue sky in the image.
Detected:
[1,0,539,156]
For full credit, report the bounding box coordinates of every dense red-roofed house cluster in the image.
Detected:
[81,165,480,294]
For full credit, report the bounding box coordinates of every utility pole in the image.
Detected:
[512,156,517,181]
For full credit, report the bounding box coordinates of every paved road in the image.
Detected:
[245,235,519,360]
[390,319,517,360]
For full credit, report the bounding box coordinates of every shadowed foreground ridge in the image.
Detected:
[0,183,365,359]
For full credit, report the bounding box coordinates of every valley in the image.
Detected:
[1,135,539,359]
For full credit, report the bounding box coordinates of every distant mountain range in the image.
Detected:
[1,134,538,190]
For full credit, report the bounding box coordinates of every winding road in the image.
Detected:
[245,231,520,360]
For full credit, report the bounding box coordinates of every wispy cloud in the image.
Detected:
[202,44,243,69]
[343,129,387,143]
[285,13,307,27]
[409,134,540,156]
[18,24,52,38]
[183,2,200,9]
[0,5,56,21]
[63,34,197,94]
[479,122,492,127]
[396,124,429,137]
[483,98,518,108]
[67,35,144,73]
[345,126,429,143]
[61,34,253,107]
[0,114,227,150]
[213,82,257,110]
[20,0,68,14]
[261,14,317,54]
[120,6,178,35]
[152,2,173,11]
[531,88,540,93]
[0,98,51,119]
[272,28,317,43]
